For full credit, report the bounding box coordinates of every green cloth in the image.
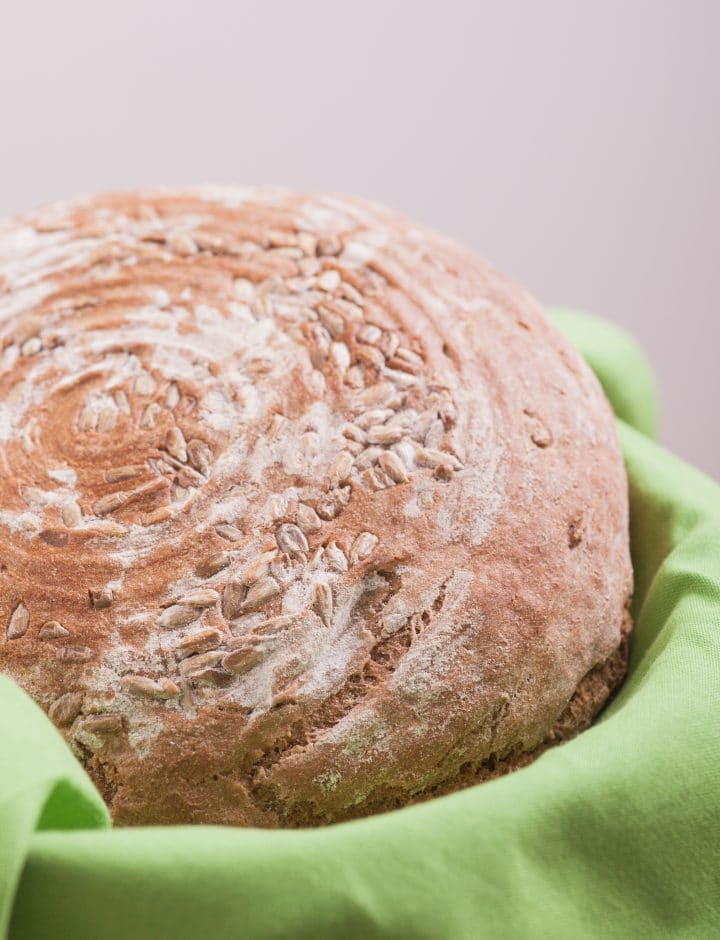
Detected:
[2,310,719,940]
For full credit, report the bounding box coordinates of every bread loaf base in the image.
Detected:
[87,610,631,828]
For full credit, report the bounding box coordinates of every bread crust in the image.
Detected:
[0,188,633,826]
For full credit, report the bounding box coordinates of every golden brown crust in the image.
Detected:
[0,188,633,826]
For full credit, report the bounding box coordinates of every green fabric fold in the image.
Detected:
[0,681,108,940]
[3,311,719,939]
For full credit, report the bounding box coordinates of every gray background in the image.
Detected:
[1,0,717,477]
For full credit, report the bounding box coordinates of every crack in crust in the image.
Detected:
[279,608,633,827]
[247,570,454,819]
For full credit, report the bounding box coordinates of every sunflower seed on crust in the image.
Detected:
[56,645,94,663]
[316,485,351,521]
[93,492,128,516]
[415,447,463,470]
[323,541,348,572]
[317,268,341,291]
[179,650,224,677]
[276,524,308,557]
[96,405,118,433]
[341,423,367,444]
[175,628,223,658]
[367,425,403,445]
[61,501,82,528]
[39,620,70,641]
[222,646,263,675]
[222,582,246,620]
[7,602,29,639]
[89,588,113,609]
[356,324,382,345]
[358,382,396,408]
[349,531,378,566]
[78,714,124,735]
[378,450,409,483]
[327,451,354,488]
[165,383,180,409]
[239,551,277,587]
[195,552,231,578]
[48,692,84,727]
[123,675,181,700]
[78,405,98,432]
[250,614,295,636]
[242,576,281,611]
[167,232,198,256]
[176,588,220,608]
[313,581,333,626]
[165,427,188,462]
[140,402,161,429]
[187,439,212,476]
[157,604,200,629]
[296,503,322,534]
[134,373,156,396]
[216,523,244,542]
[356,344,385,370]
[105,465,144,484]
[188,668,233,688]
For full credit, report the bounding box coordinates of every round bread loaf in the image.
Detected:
[0,188,632,826]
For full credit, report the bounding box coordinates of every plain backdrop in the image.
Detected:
[0,1,717,476]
